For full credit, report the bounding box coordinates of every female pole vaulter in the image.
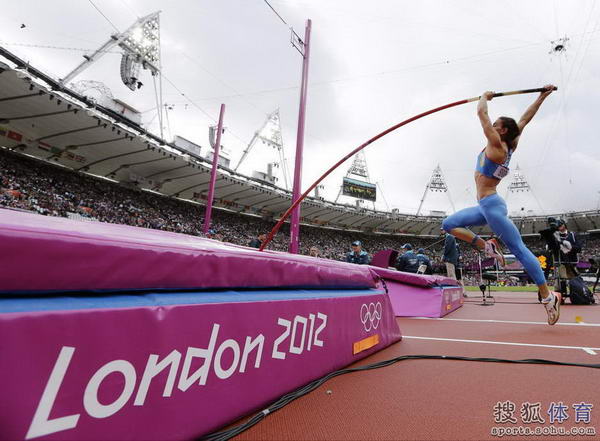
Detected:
[259,86,559,321]
[441,85,561,325]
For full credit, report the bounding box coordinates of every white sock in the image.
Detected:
[542,292,554,304]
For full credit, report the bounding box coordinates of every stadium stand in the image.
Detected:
[3,148,600,271]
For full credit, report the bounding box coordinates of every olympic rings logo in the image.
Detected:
[360,302,382,332]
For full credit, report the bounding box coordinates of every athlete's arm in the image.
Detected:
[477,91,502,149]
[517,84,555,132]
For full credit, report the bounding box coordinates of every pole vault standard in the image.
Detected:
[203,103,226,235]
[260,86,557,252]
[289,19,312,254]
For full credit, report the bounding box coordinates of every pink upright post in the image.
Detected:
[288,19,312,254]
[203,103,225,235]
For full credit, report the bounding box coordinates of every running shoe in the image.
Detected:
[542,291,562,325]
[484,238,505,267]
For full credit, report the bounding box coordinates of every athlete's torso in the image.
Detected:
[474,142,513,200]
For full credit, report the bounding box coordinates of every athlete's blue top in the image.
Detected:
[475,148,512,180]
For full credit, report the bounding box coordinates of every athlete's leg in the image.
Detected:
[478,194,545,284]
[479,194,561,324]
[442,206,488,250]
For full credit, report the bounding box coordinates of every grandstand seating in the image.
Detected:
[2,147,600,271]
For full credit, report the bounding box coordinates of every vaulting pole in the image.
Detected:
[260,86,557,251]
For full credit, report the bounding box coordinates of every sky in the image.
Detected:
[2,0,600,216]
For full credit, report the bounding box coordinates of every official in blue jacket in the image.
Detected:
[346,240,370,265]
[443,233,466,296]
[443,233,459,278]
[395,243,420,273]
[416,248,433,275]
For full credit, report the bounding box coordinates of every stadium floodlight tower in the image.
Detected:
[234,109,290,190]
[506,165,531,196]
[60,12,164,134]
[416,164,455,216]
[506,164,532,232]
[505,164,544,218]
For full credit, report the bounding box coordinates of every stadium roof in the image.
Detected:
[1,46,600,237]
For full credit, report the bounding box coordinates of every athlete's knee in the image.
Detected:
[504,238,528,258]
[442,217,456,232]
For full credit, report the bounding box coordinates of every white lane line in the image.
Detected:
[406,317,600,327]
[402,335,600,354]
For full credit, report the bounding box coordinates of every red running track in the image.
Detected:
[231,291,600,440]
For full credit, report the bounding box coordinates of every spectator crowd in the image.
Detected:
[2,148,600,276]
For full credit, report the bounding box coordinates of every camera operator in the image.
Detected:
[539,217,581,293]
[554,219,581,278]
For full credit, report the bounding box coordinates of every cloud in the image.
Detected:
[1,0,599,216]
